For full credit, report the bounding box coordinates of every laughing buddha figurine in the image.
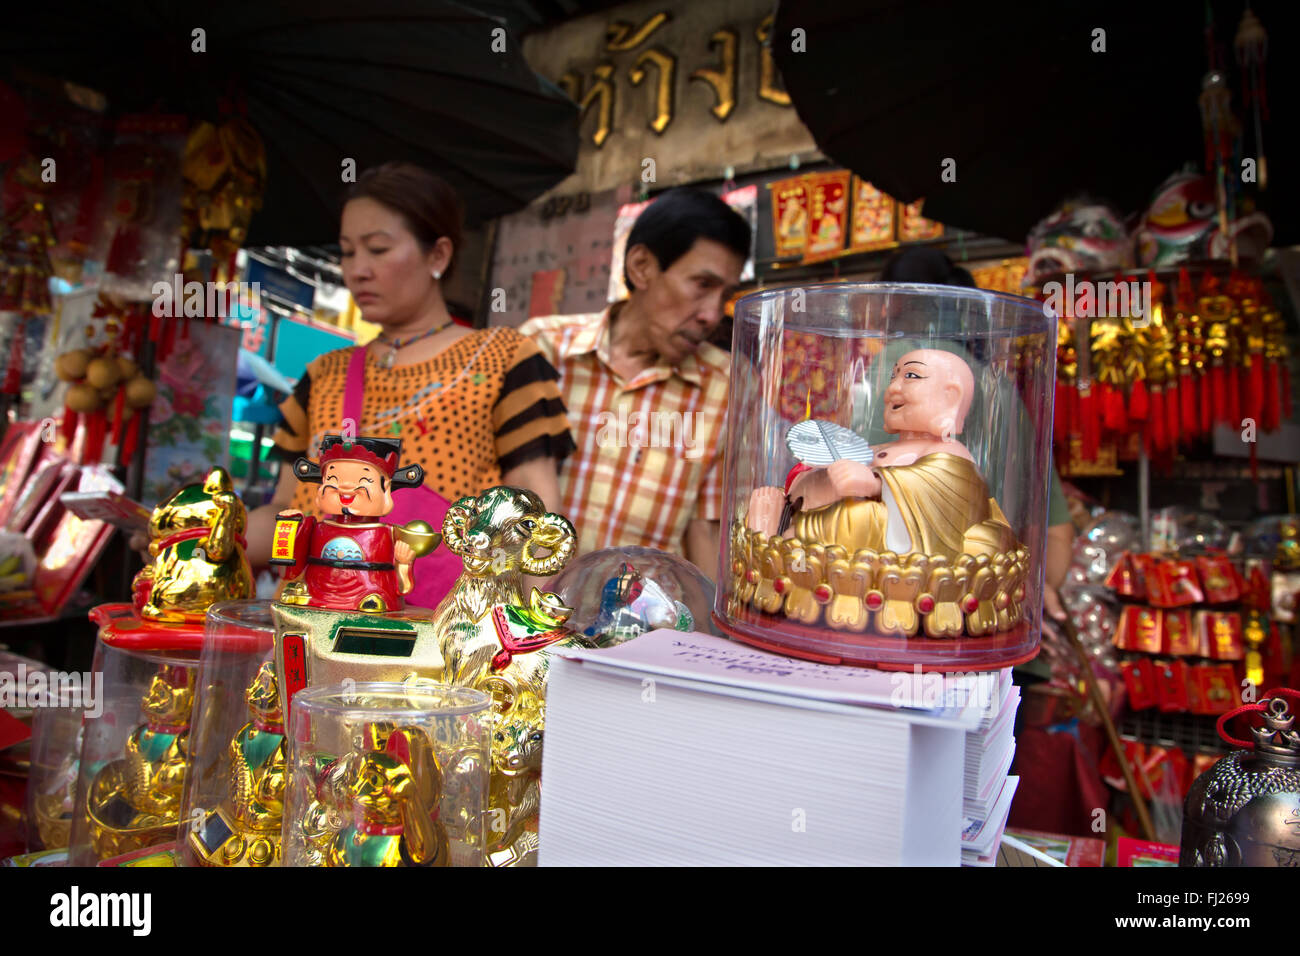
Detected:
[744,349,1028,639]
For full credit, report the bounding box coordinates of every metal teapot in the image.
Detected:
[1180,689,1300,867]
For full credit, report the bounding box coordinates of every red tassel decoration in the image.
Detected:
[1129,378,1149,422]
[1166,379,1180,447]
[1102,382,1126,431]
[1180,373,1198,438]
[121,412,142,463]
[1246,358,1265,430]
[1200,371,1212,434]
[83,410,106,465]
[1210,366,1227,426]
[1227,365,1242,426]
[110,385,127,446]
[1283,364,1293,419]
[61,407,77,444]
[1149,386,1167,452]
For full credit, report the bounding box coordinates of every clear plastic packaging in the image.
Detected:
[178,599,281,867]
[281,682,491,867]
[717,283,1056,671]
[25,694,86,852]
[67,642,199,865]
[550,546,717,647]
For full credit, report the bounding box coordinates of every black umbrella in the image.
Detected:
[774,0,1297,245]
[1,0,579,244]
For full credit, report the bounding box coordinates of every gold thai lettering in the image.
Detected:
[629,49,677,134]
[756,14,792,106]
[562,64,616,148]
[690,28,738,121]
[606,11,671,51]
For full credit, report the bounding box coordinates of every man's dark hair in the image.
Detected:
[878,247,976,288]
[623,187,751,291]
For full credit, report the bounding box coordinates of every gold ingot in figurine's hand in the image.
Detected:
[397,520,442,559]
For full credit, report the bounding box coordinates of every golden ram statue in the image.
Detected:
[430,486,594,867]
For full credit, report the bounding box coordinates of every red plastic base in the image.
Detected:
[713,606,1040,674]
[89,603,264,654]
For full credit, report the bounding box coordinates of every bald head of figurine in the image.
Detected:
[881,349,974,441]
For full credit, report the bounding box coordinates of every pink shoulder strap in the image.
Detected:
[343,345,366,427]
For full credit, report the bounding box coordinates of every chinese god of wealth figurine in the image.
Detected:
[1181,691,1300,867]
[432,486,595,867]
[86,664,196,859]
[134,466,254,621]
[272,435,441,612]
[742,349,1028,640]
[188,659,286,867]
[312,724,450,867]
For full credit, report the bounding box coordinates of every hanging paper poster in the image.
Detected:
[720,184,758,281]
[898,198,944,242]
[606,199,653,303]
[142,321,238,506]
[847,177,896,253]
[768,176,809,258]
[801,170,851,262]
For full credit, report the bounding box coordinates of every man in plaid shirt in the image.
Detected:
[520,189,751,581]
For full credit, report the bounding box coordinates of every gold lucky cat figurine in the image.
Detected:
[86,664,196,860]
[188,659,287,867]
[134,466,254,622]
[317,724,450,867]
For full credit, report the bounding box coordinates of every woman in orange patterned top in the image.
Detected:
[246,163,575,608]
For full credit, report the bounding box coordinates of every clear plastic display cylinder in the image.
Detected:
[716,282,1057,671]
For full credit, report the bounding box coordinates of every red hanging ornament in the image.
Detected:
[1129,377,1149,421]
[1166,379,1181,447]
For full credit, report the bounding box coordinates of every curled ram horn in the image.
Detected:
[441,496,477,557]
[520,512,576,577]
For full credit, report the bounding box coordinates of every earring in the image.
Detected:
[432,270,442,280]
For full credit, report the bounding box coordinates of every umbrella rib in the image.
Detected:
[244,70,574,178]
[251,54,569,109]
[246,83,551,211]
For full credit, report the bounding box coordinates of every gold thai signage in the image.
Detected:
[524,0,814,195]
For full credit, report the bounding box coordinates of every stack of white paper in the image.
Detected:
[538,630,998,866]
[960,675,1022,866]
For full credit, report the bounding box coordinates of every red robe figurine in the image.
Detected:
[271,435,440,613]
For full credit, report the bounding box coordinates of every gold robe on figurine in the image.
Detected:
[790,452,1015,560]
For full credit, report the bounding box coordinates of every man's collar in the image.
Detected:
[563,301,704,387]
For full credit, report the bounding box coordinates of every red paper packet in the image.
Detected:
[1147,559,1204,607]
[1195,554,1242,604]
[1162,609,1197,656]
[1197,611,1244,660]
[1116,837,1180,866]
[1155,658,1191,712]
[1122,657,1158,709]
[1193,663,1238,714]
[1116,606,1162,654]
[1105,551,1145,599]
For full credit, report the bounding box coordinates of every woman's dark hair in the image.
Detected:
[877,247,976,288]
[343,162,465,281]
[624,187,752,290]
